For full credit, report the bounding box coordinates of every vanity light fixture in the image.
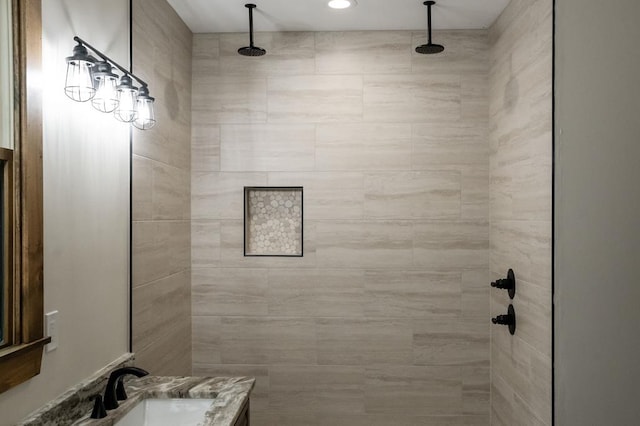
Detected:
[64,36,156,130]
[328,0,357,9]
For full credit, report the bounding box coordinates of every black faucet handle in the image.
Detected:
[116,377,128,401]
[90,394,107,419]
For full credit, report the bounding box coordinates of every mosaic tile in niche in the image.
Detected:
[245,188,302,256]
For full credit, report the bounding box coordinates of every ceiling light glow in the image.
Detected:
[328,0,356,9]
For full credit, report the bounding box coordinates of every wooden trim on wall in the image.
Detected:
[18,0,43,344]
[0,0,47,394]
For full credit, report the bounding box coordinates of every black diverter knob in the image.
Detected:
[90,394,107,419]
[491,304,516,335]
[491,268,516,299]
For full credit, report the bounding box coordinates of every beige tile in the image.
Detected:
[491,330,552,426]
[192,34,219,75]
[461,269,491,320]
[191,220,220,267]
[135,320,192,376]
[192,364,269,412]
[191,120,220,172]
[191,172,267,220]
[133,276,192,376]
[413,319,489,367]
[220,317,316,364]
[364,366,462,416]
[317,414,488,426]
[411,30,489,75]
[268,269,364,317]
[412,123,489,168]
[192,75,267,124]
[316,221,413,268]
[364,171,461,219]
[364,270,461,318]
[269,365,365,414]
[315,31,412,75]
[219,32,315,76]
[316,318,413,365]
[152,161,190,220]
[268,172,364,220]
[192,268,268,316]
[254,411,319,426]
[133,155,153,220]
[133,221,190,286]
[461,75,489,121]
[191,316,221,365]
[490,220,551,289]
[461,366,490,415]
[220,124,315,171]
[316,123,412,171]
[413,221,489,270]
[461,167,489,220]
[267,75,363,123]
[219,220,318,268]
[363,74,461,123]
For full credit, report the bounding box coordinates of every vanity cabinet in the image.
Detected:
[234,399,250,426]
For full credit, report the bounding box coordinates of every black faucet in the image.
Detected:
[103,366,149,410]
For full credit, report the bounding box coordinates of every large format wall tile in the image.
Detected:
[364,171,462,219]
[192,75,267,124]
[190,29,491,423]
[132,0,192,376]
[268,172,364,220]
[316,123,413,171]
[489,0,553,424]
[315,31,412,75]
[219,32,316,76]
[267,75,363,123]
[220,124,315,171]
[363,74,461,123]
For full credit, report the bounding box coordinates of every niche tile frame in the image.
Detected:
[243,186,304,257]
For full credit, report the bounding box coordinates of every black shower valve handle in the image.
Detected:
[490,268,516,299]
[491,304,516,335]
[491,314,513,325]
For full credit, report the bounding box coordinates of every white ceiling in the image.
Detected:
[167,0,511,33]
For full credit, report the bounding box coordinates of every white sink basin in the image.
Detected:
[114,398,215,426]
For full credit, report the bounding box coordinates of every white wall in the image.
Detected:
[0,1,130,424]
[555,0,640,424]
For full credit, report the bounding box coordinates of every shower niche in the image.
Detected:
[243,187,303,257]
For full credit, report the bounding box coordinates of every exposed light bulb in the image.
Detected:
[133,86,156,130]
[64,44,95,102]
[91,62,119,113]
[114,75,138,123]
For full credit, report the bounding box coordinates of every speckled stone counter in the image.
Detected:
[17,354,254,426]
[73,376,254,426]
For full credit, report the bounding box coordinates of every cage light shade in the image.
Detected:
[64,43,95,102]
[91,62,119,113]
[114,75,138,122]
[133,86,156,130]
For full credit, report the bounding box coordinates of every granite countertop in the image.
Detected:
[73,376,254,426]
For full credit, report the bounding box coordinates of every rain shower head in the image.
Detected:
[238,3,266,57]
[415,1,444,54]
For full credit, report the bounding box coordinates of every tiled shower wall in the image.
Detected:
[131,0,193,375]
[489,0,553,424]
[191,30,491,424]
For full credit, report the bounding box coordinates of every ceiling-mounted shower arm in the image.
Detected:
[426,0,434,45]
[247,3,256,48]
[415,0,444,54]
[238,3,266,56]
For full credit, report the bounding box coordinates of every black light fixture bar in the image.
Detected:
[73,36,148,88]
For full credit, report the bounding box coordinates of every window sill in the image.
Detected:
[0,336,51,393]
